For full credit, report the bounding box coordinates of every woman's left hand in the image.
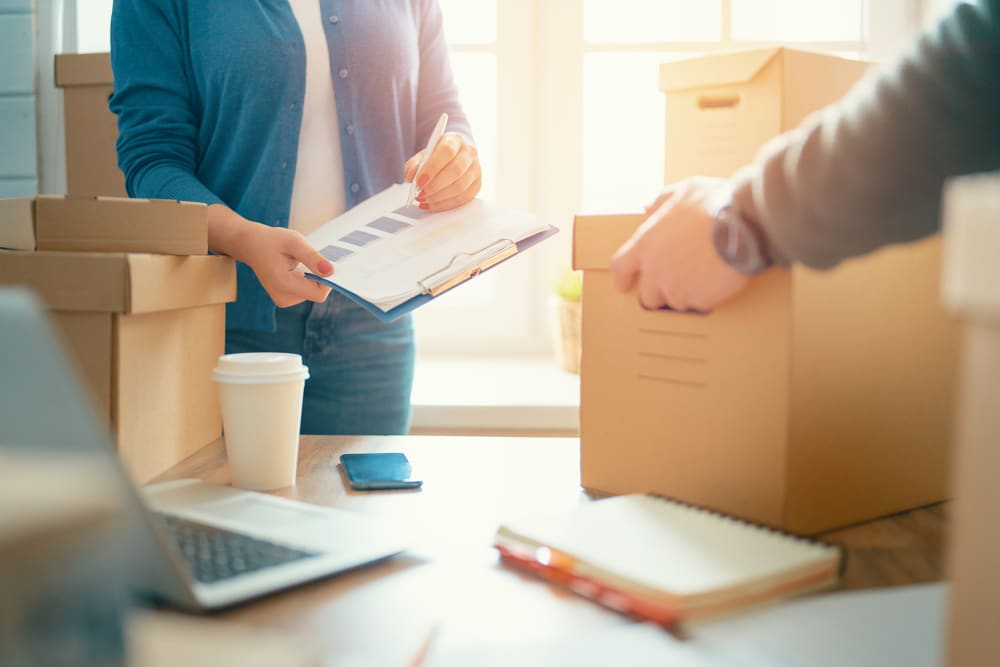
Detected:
[404,132,481,211]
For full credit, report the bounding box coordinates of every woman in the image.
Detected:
[110,0,481,434]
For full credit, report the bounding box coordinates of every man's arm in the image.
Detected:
[612,0,1000,311]
[736,0,1000,269]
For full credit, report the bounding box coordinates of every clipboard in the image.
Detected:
[308,224,559,321]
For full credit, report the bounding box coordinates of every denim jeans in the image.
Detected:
[225,292,415,435]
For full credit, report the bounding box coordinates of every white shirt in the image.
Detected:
[287,0,347,235]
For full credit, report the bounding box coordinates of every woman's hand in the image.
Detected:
[208,204,333,308]
[404,132,481,211]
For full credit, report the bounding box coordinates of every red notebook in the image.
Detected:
[493,494,841,627]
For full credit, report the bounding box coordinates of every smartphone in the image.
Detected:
[339,452,423,490]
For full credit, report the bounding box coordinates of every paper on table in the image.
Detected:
[305,184,549,312]
[423,622,767,667]
[424,584,945,667]
[692,583,946,667]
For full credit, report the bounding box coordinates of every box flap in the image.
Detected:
[0,198,36,251]
[659,47,781,93]
[35,195,208,255]
[54,52,113,87]
[0,251,131,312]
[0,251,236,313]
[125,255,237,314]
[573,214,644,271]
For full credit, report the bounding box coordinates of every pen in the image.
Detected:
[408,623,440,667]
[407,112,449,206]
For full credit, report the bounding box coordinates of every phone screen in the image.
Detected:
[339,452,423,490]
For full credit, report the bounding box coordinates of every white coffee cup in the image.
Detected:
[212,353,309,491]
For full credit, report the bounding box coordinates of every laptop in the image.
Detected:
[0,287,407,611]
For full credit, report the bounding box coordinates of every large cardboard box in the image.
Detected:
[940,173,1000,667]
[0,251,236,483]
[574,215,959,534]
[659,47,871,181]
[54,52,126,197]
[570,46,955,534]
[0,195,207,254]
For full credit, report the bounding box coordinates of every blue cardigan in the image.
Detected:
[110,0,472,331]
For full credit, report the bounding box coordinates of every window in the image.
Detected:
[65,1,921,359]
[74,0,112,52]
[420,0,919,357]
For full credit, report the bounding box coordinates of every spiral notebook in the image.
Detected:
[493,494,841,627]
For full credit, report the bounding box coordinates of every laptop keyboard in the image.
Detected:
[155,513,321,584]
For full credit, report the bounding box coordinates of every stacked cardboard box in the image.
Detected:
[54,52,125,197]
[0,56,236,482]
[940,173,1000,666]
[574,48,960,534]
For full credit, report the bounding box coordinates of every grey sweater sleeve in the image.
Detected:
[731,0,1000,269]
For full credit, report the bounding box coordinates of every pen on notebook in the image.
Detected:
[407,112,449,206]
[408,623,440,667]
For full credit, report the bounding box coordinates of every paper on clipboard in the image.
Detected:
[305,183,556,319]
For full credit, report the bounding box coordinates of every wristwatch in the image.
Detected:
[711,192,773,276]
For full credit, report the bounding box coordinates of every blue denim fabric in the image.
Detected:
[225,292,415,435]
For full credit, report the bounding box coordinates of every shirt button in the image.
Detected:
[275,218,282,225]
[346,123,355,135]
[281,161,288,169]
[350,183,360,194]
[338,68,349,79]
[328,15,339,24]
[289,102,296,111]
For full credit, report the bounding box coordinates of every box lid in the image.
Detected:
[573,213,644,271]
[35,195,208,255]
[658,47,783,93]
[942,172,1000,320]
[54,52,113,88]
[0,251,236,314]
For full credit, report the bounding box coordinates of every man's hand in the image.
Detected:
[404,132,481,211]
[610,177,751,312]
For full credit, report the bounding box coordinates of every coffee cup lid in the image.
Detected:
[212,352,309,384]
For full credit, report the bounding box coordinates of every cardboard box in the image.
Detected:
[569,45,955,533]
[54,52,125,197]
[659,47,871,180]
[0,251,236,483]
[0,198,35,251]
[573,213,959,534]
[940,173,1000,667]
[0,195,207,254]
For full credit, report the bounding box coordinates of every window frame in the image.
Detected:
[48,0,923,359]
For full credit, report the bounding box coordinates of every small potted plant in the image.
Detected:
[550,266,583,374]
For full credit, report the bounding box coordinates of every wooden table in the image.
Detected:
[156,435,947,665]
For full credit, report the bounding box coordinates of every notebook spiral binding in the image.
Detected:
[640,492,848,578]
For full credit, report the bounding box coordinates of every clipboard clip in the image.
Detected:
[417,238,518,297]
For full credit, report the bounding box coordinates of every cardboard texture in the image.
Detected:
[573,48,957,534]
[940,173,1000,667]
[659,48,871,181]
[54,52,126,197]
[574,215,959,534]
[0,251,236,483]
[1,195,207,255]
